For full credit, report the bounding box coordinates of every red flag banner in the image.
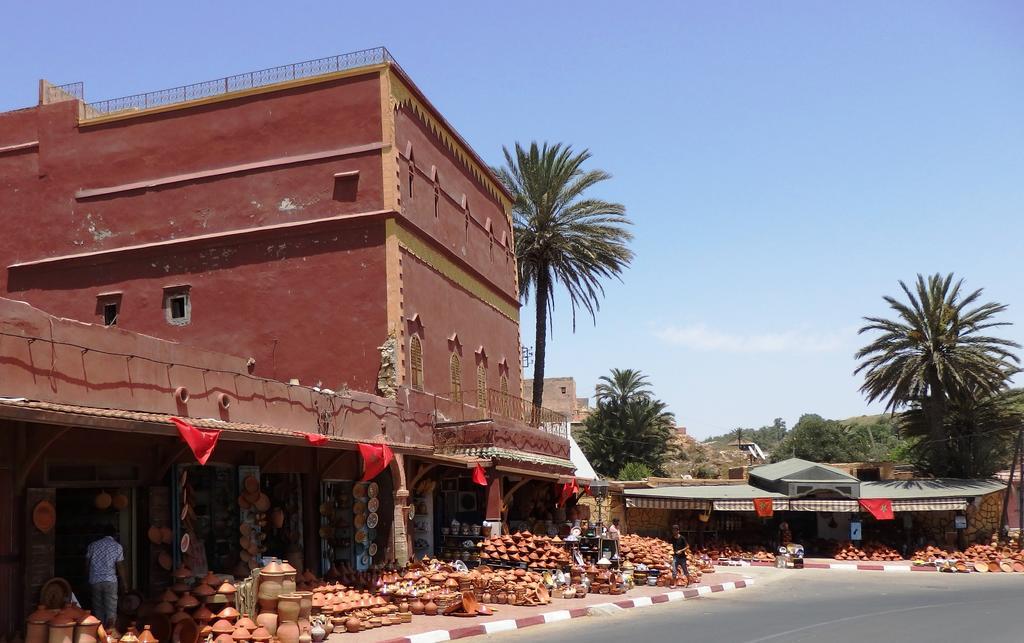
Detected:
[170,418,221,465]
[557,478,579,507]
[358,443,394,481]
[472,463,489,487]
[753,498,774,518]
[296,432,328,446]
[859,498,895,520]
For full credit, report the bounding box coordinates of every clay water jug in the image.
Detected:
[276,594,301,623]
[74,616,102,643]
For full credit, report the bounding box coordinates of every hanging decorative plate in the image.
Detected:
[160,526,174,545]
[158,550,173,571]
[148,525,162,545]
[243,475,260,494]
[254,493,271,512]
[354,514,366,529]
[355,528,368,543]
[180,532,191,553]
[407,503,416,521]
[353,501,367,515]
[353,482,368,498]
[367,497,380,513]
[359,552,371,567]
[179,469,188,488]
[180,503,189,521]
[368,542,378,557]
[367,512,379,529]
[368,482,380,499]
[32,500,56,534]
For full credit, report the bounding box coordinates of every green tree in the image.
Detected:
[773,414,863,463]
[855,273,1020,467]
[496,142,634,407]
[617,462,653,481]
[898,389,1024,477]
[578,369,677,477]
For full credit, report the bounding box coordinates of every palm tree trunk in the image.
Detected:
[531,269,550,412]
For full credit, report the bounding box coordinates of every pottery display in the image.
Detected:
[276,594,301,622]
[47,618,75,643]
[254,614,277,637]
[137,626,157,643]
[73,616,102,643]
[344,619,361,634]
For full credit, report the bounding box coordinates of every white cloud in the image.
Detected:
[654,323,848,353]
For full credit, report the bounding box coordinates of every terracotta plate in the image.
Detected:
[160,526,174,545]
[243,475,260,494]
[353,482,368,498]
[354,514,366,529]
[367,498,380,513]
[254,494,271,512]
[368,482,380,499]
[180,533,191,553]
[148,525,162,545]
[368,542,378,557]
[33,500,56,534]
[39,577,71,608]
[354,501,367,515]
[367,513,379,529]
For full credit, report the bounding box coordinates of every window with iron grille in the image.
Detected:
[449,353,462,401]
[499,375,509,396]
[476,365,487,409]
[409,335,424,391]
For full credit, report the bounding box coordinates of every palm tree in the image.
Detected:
[594,368,651,406]
[496,142,634,408]
[855,273,1020,449]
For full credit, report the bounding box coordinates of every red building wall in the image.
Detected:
[0,63,523,402]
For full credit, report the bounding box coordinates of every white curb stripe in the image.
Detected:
[483,620,518,634]
[542,610,572,623]
[830,563,858,570]
[696,585,712,596]
[665,590,685,601]
[407,631,452,643]
[719,581,736,591]
[632,596,653,607]
[883,565,911,572]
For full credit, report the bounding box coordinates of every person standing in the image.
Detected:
[86,525,125,628]
[670,524,690,588]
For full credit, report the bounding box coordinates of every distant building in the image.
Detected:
[525,377,590,422]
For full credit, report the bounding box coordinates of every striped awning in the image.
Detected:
[713,499,790,512]
[892,498,966,512]
[625,497,710,511]
[789,499,860,512]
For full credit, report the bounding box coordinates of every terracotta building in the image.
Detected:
[0,47,522,403]
[0,49,584,631]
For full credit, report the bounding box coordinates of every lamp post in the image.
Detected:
[591,479,610,559]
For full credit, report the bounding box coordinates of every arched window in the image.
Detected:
[476,364,488,409]
[409,335,424,391]
[449,353,462,401]
[499,375,509,396]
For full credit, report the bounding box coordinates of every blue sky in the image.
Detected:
[4,2,1022,438]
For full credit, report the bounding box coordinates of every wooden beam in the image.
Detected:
[16,426,70,491]
[409,463,438,492]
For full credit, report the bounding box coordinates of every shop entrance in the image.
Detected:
[54,487,134,610]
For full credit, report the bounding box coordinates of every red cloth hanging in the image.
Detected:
[296,432,328,446]
[753,498,774,518]
[859,498,895,520]
[358,443,394,481]
[472,463,489,487]
[170,417,221,465]
[557,478,579,507]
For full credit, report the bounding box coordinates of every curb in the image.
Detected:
[379,578,755,643]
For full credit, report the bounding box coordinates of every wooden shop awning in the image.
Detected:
[625,497,710,511]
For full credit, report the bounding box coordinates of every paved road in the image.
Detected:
[477,566,1024,643]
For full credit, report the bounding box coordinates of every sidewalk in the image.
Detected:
[718,558,933,573]
[336,571,753,643]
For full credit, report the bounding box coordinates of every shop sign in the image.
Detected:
[849,520,862,541]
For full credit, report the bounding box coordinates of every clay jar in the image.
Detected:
[26,605,52,643]
[409,598,424,616]
[254,614,277,638]
[48,617,75,643]
[309,623,325,643]
[423,600,438,616]
[276,622,299,643]
[398,600,409,614]
[293,591,313,620]
[344,619,361,634]
[276,594,301,623]
[74,616,102,643]
[297,628,311,643]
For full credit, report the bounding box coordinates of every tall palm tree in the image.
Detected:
[855,273,1020,448]
[594,368,651,406]
[496,142,634,408]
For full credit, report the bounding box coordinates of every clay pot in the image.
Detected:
[74,616,102,643]
[137,627,157,643]
[216,608,239,624]
[229,627,249,642]
[211,622,234,637]
[321,620,333,637]
[254,614,277,637]
[409,598,424,616]
[249,629,271,643]
[48,618,75,643]
[26,606,52,643]
[214,636,233,643]
[308,623,324,643]
[276,622,299,643]
[193,607,213,624]
[293,591,313,620]
[94,491,112,510]
[297,628,311,643]
[398,599,409,614]
[423,600,438,616]
[276,594,301,623]
[344,619,361,634]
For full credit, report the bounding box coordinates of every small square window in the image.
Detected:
[163,287,191,326]
[560,387,567,394]
[103,303,119,326]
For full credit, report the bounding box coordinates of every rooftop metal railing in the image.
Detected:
[79,47,397,117]
[412,388,570,440]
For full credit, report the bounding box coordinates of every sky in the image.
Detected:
[3,1,1022,439]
